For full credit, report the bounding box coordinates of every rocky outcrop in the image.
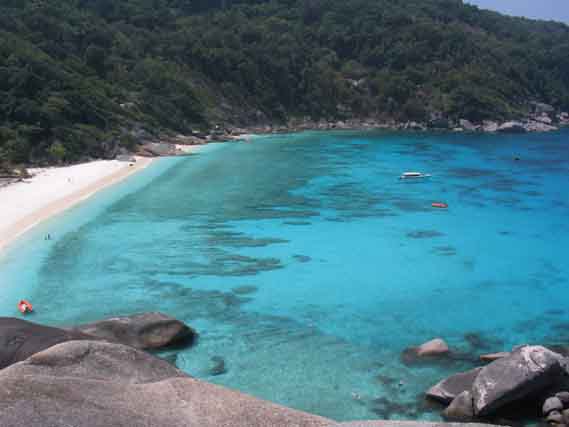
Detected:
[535,114,553,124]
[497,121,526,133]
[139,142,181,157]
[0,340,332,427]
[524,121,558,132]
[404,121,427,131]
[427,368,482,404]
[73,312,197,350]
[459,119,478,131]
[482,121,499,132]
[472,345,565,416]
[0,317,93,369]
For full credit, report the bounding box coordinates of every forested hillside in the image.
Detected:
[1,0,569,165]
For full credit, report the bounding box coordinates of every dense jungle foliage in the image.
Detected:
[1,0,569,165]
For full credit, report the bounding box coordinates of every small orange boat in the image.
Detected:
[432,202,448,209]
[18,300,33,314]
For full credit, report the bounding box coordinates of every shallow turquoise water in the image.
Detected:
[1,130,568,421]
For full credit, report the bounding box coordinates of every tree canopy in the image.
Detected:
[1,0,568,164]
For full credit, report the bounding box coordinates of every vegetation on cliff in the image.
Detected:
[1,0,569,164]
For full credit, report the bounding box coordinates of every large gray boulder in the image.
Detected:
[0,317,92,369]
[427,368,482,404]
[0,340,332,427]
[73,312,197,350]
[472,345,566,416]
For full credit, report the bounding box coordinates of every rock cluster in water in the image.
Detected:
[425,343,569,425]
[542,392,569,427]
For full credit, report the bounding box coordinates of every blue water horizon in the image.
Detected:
[1,129,568,421]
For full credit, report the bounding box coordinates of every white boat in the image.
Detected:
[399,171,431,180]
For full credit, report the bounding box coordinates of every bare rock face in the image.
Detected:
[417,338,450,357]
[497,121,526,133]
[535,114,553,124]
[73,312,197,350]
[482,121,499,132]
[459,119,478,131]
[443,391,475,421]
[0,317,93,369]
[0,340,332,427]
[427,368,482,404]
[472,345,566,416]
[525,121,558,132]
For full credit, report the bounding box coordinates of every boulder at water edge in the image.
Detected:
[417,338,450,357]
[427,367,482,404]
[472,345,566,416]
[0,317,92,369]
[73,312,197,350]
[0,340,332,427]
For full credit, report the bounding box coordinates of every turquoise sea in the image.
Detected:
[1,130,568,421]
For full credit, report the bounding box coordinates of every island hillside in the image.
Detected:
[1,0,569,166]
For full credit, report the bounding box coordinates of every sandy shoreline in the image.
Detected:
[0,157,153,253]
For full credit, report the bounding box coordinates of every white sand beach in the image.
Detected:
[0,157,153,253]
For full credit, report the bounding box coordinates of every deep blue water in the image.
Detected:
[1,130,569,421]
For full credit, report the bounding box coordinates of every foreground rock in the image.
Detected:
[472,345,565,416]
[73,312,197,350]
[0,317,92,369]
[427,368,482,404]
[0,340,332,427]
